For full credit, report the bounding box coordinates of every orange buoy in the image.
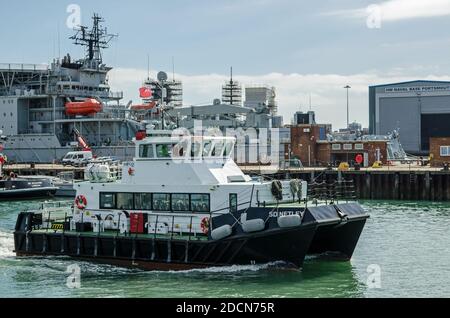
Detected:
[65,99,102,116]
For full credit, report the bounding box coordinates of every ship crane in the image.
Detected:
[72,128,92,152]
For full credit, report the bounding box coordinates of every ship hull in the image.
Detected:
[13,224,317,270]
[13,203,369,271]
[0,179,57,200]
[307,218,367,259]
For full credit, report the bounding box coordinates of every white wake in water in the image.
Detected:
[0,231,15,258]
[163,261,297,275]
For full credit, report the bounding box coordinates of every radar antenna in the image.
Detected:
[69,13,117,64]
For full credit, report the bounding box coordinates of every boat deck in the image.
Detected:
[32,229,209,241]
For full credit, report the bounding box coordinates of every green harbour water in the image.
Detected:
[0,199,449,298]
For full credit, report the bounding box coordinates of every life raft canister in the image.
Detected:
[200,217,210,235]
[75,195,87,210]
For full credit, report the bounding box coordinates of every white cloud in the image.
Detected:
[325,0,450,22]
[108,68,450,130]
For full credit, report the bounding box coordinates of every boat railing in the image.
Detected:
[29,202,73,231]
[57,171,75,182]
[32,200,253,240]
[85,162,122,182]
[0,63,48,72]
[57,208,235,240]
[45,87,123,100]
[308,179,356,204]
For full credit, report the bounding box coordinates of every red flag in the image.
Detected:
[139,87,152,98]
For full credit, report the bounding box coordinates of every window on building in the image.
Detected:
[332,144,341,150]
[172,194,190,211]
[100,193,116,209]
[355,144,364,150]
[229,193,238,213]
[191,194,210,213]
[134,193,152,210]
[440,146,450,157]
[153,193,171,211]
[116,193,134,210]
[343,144,353,150]
[139,144,154,158]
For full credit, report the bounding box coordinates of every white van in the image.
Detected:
[62,151,93,167]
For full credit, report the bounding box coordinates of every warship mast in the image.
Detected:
[69,13,117,66]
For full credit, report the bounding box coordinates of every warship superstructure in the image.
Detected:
[0,14,161,163]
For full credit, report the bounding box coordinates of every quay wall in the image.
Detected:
[242,167,450,202]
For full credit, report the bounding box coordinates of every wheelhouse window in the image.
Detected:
[171,194,190,211]
[139,144,154,158]
[134,193,152,210]
[203,140,212,157]
[229,193,238,213]
[223,141,234,157]
[191,141,202,158]
[99,192,211,213]
[211,141,224,157]
[173,139,190,158]
[156,144,172,158]
[153,193,171,211]
[100,193,116,209]
[116,193,134,210]
[191,194,210,212]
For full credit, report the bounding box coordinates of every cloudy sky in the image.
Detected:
[2,0,450,128]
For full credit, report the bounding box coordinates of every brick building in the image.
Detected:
[316,140,388,167]
[430,137,450,167]
[290,125,388,167]
[290,124,330,166]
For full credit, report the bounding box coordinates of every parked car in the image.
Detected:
[61,151,93,167]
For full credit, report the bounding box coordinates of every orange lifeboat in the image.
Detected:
[130,101,157,111]
[65,99,102,116]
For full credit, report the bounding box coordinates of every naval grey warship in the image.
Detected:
[0,14,182,164]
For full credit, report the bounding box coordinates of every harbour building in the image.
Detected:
[369,80,450,155]
[244,85,278,116]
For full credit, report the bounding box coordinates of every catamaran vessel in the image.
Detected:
[13,126,368,270]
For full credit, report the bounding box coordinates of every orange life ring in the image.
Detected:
[75,195,87,210]
[200,217,210,235]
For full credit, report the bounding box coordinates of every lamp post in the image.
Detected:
[344,85,351,128]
